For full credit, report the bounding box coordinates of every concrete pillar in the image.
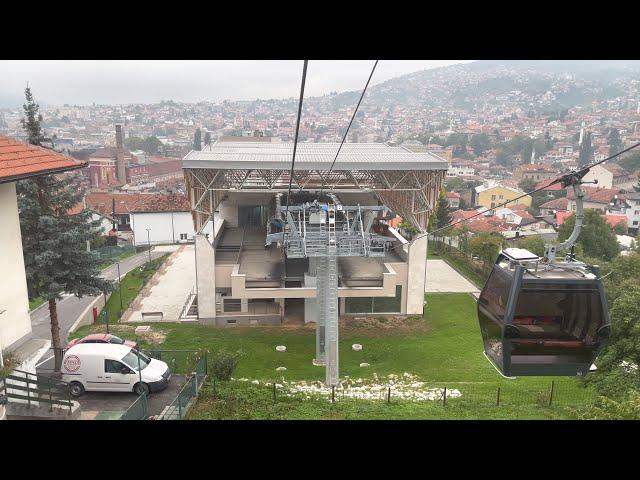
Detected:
[195,234,216,323]
[241,298,248,313]
[406,233,428,315]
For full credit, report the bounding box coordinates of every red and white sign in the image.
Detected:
[64,355,81,372]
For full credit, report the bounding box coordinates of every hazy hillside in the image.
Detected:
[328,60,640,113]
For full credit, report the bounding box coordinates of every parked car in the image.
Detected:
[61,343,171,397]
[67,333,137,350]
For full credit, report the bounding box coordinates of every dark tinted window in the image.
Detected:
[108,336,124,344]
[478,267,512,322]
[513,286,605,343]
[105,359,131,373]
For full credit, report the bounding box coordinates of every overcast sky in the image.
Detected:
[0,60,472,107]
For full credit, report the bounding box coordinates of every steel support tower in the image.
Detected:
[266,200,390,386]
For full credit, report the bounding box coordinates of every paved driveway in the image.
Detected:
[76,374,186,420]
[425,259,480,294]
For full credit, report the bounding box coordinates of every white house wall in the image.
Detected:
[130,211,211,245]
[0,182,32,350]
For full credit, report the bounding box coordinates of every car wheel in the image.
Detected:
[69,382,85,397]
[134,382,150,396]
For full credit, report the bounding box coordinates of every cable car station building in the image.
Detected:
[182,139,448,326]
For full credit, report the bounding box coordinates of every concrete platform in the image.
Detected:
[126,245,196,322]
[425,259,480,294]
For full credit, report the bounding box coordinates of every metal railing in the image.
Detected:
[1,369,73,415]
[94,245,136,262]
[157,356,207,420]
[120,392,149,420]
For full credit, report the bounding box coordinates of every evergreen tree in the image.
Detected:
[17,86,114,371]
[578,131,594,167]
[204,131,211,146]
[21,86,45,146]
[193,128,202,150]
[433,189,453,231]
[608,128,623,157]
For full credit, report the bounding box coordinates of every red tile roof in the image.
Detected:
[567,187,621,204]
[539,197,569,211]
[556,211,573,225]
[85,192,190,215]
[0,135,87,183]
[605,214,628,229]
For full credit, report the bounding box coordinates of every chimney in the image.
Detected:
[115,124,127,186]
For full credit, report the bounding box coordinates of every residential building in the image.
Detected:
[0,135,86,357]
[622,191,640,234]
[446,191,460,209]
[473,181,532,210]
[513,163,556,183]
[580,164,636,189]
[85,192,209,245]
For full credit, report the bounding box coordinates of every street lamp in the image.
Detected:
[116,261,123,314]
[145,228,152,263]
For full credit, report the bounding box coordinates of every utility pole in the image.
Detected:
[116,262,123,313]
[146,228,151,263]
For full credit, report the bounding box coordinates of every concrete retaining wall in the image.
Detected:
[68,294,108,334]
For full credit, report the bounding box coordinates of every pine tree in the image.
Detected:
[204,131,211,146]
[17,86,114,372]
[608,128,623,157]
[578,131,593,167]
[193,128,202,150]
[433,189,453,232]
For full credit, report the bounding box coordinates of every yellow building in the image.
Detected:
[474,182,532,210]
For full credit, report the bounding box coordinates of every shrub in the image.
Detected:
[0,351,20,379]
[211,350,243,381]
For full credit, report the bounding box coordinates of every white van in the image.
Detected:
[61,343,171,397]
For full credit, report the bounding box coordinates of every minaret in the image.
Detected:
[530,146,536,164]
[579,121,585,146]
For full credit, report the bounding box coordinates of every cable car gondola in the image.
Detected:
[477,174,611,377]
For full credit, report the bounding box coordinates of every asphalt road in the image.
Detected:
[30,250,165,348]
[76,374,186,419]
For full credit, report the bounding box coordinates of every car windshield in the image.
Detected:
[108,335,125,344]
[122,350,150,371]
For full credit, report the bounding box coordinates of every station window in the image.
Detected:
[345,286,402,314]
[224,298,241,312]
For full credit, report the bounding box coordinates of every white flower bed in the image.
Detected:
[234,372,462,402]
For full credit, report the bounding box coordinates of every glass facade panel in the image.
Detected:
[345,286,402,314]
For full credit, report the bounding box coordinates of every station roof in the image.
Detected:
[0,135,86,184]
[183,141,449,171]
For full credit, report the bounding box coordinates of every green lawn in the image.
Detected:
[99,254,170,323]
[29,296,47,312]
[72,292,593,419]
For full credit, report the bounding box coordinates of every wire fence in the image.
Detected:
[93,245,136,262]
[120,392,149,420]
[254,377,594,411]
[147,350,206,375]
[429,237,491,286]
[157,356,207,420]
